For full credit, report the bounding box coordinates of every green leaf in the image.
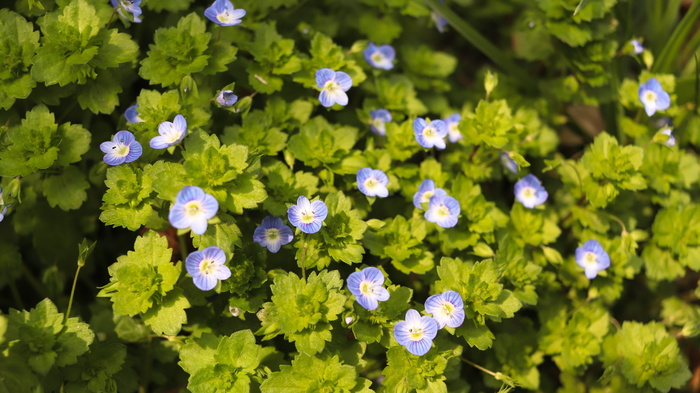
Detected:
[287,116,358,168]
[141,288,190,335]
[62,341,127,392]
[43,165,90,211]
[0,10,40,109]
[261,161,319,217]
[461,99,514,149]
[0,105,60,176]
[100,165,154,230]
[260,353,371,393]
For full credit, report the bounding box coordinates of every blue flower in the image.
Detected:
[347,267,390,310]
[110,0,142,23]
[357,168,389,198]
[638,78,671,116]
[369,109,392,136]
[575,240,610,279]
[169,186,219,235]
[125,104,144,124]
[424,290,465,329]
[316,68,352,107]
[394,309,439,356]
[150,114,187,149]
[431,12,448,33]
[185,246,231,291]
[216,90,238,108]
[413,179,445,210]
[500,153,519,174]
[443,113,462,143]
[661,128,676,147]
[0,205,9,223]
[364,43,395,70]
[425,191,460,228]
[253,216,294,253]
[631,39,644,55]
[100,131,142,166]
[414,118,448,149]
[287,196,328,234]
[514,174,548,208]
[204,0,246,26]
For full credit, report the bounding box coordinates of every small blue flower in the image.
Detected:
[100,131,142,166]
[424,290,465,329]
[413,179,445,210]
[425,191,460,228]
[357,168,389,198]
[253,216,294,253]
[186,246,231,291]
[216,90,238,108]
[500,153,519,174]
[575,240,610,279]
[287,196,328,234]
[125,104,144,124]
[347,267,390,310]
[514,174,548,208]
[639,78,671,117]
[443,113,462,143]
[150,114,187,149]
[661,128,676,147]
[316,68,352,108]
[414,118,448,149]
[369,109,392,136]
[0,205,10,223]
[394,309,439,356]
[204,0,246,26]
[631,39,644,55]
[364,43,395,70]
[110,0,142,23]
[431,12,448,33]
[169,186,219,235]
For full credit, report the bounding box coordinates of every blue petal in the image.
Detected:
[310,200,328,221]
[378,45,395,61]
[356,294,379,310]
[334,72,352,91]
[212,264,231,280]
[200,193,219,219]
[319,90,334,107]
[103,153,126,166]
[413,118,427,134]
[394,321,411,346]
[193,274,217,291]
[315,68,335,88]
[125,140,142,162]
[347,271,364,296]
[150,136,171,149]
[203,246,226,264]
[190,218,209,235]
[298,220,322,234]
[185,250,205,276]
[288,205,303,228]
[406,338,432,356]
[176,186,205,204]
[362,267,385,284]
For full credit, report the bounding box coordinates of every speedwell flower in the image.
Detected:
[347,267,390,310]
[357,168,389,198]
[364,43,395,70]
[100,131,142,166]
[287,196,328,234]
[425,191,460,228]
[639,78,671,116]
[150,114,187,149]
[369,109,392,136]
[125,104,144,124]
[413,179,445,210]
[500,153,519,174]
[394,309,439,356]
[444,114,462,143]
[414,118,448,149]
[424,290,465,329]
[316,68,352,107]
[169,186,219,235]
[253,216,294,253]
[216,90,238,108]
[514,174,548,208]
[575,239,611,279]
[660,128,676,147]
[186,246,231,291]
[204,0,246,26]
[111,0,142,23]
[630,39,644,55]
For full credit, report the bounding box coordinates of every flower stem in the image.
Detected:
[8,278,24,310]
[178,234,189,260]
[65,264,82,323]
[300,234,307,280]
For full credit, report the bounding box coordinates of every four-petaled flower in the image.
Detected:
[661,128,676,147]
[111,0,142,23]
[424,290,465,329]
[394,309,439,356]
[169,186,219,235]
[575,239,611,279]
[204,0,246,26]
[125,104,144,124]
[413,179,445,210]
[357,168,389,198]
[364,43,395,70]
[414,118,448,149]
[500,153,519,174]
[514,174,548,208]
[253,216,294,253]
[216,90,238,108]
[444,114,462,143]
[186,246,232,291]
[347,267,390,310]
[631,39,644,55]
[316,68,352,108]
[100,131,142,166]
[425,190,460,228]
[638,78,671,117]
[369,109,392,136]
[288,196,328,234]
[150,114,187,149]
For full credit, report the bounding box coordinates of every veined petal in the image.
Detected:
[334,72,352,91]
[315,68,335,88]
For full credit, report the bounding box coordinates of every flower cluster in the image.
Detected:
[413,180,460,228]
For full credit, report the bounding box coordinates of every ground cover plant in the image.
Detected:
[2,0,700,391]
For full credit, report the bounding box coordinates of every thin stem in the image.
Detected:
[601,211,628,234]
[65,265,82,323]
[461,357,499,378]
[178,234,189,260]
[300,235,307,280]
[8,279,24,310]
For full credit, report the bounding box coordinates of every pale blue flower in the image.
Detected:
[639,78,671,116]
[394,309,439,356]
[425,191,460,228]
[364,43,395,70]
[186,246,231,291]
[444,114,462,143]
[347,267,390,310]
[316,68,352,107]
[125,104,144,124]
[661,128,676,147]
[169,186,219,235]
[287,196,328,234]
[413,179,445,210]
[514,174,548,208]
[424,290,465,329]
[150,114,187,149]
[216,90,238,107]
[111,0,142,23]
[631,39,644,55]
[253,216,294,253]
[0,205,9,223]
[357,168,389,198]
[204,0,246,26]
[575,240,610,279]
[414,118,447,149]
[369,109,392,136]
[500,153,519,174]
[100,131,142,166]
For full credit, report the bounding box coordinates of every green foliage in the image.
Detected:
[260,353,372,393]
[0,10,40,109]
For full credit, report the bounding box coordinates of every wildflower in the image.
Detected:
[185,246,231,291]
[364,43,395,70]
[316,68,352,107]
[204,0,246,26]
[514,174,548,208]
[638,78,671,117]
[253,216,294,253]
[394,309,439,356]
[575,239,610,279]
[111,0,142,23]
[357,168,389,198]
[414,118,448,149]
[630,39,644,55]
[369,109,392,136]
[347,267,390,310]
[287,196,328,234]
[424,290,465,329]
[150,114,187,149]
[443,114,462,143]
[169,186,219,235]
[413,179,445,209]
[125,104,144,124]
[216,90,238,108]
[425,191,460,228]
[100,131,142,166]
[661,128,676,147]
[500,153,519,174]
[0,205,9,222]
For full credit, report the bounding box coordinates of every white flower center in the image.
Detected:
[217,10,231,22]
[300,208,316,224]
[423,126,435,138]
[360,281,375,296]
[324,80,339,93]
[266,228,279,241]
[371,52,385,64]
[112,143,130,157]
[584,251,598,267]
[421,190,434,204]
[408,325,425,341]
[198,258,215,275]
[440,301,455,316]
[184,200,202,217]
[436,204,451,217]
[644,90,657,104]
